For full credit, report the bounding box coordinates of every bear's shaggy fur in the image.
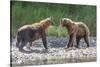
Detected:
[60,18,90,48]
[16,17,53,50]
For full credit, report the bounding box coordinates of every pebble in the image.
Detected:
[11,37,96,66]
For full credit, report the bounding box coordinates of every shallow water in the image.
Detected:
[12,57,96,66]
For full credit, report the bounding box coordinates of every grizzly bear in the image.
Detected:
[60,18,90,48]
[16,17,53,50]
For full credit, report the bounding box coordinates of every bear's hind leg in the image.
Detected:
[26,41,32,50]
[19,41,27,51]
[16,36,21,48]
[84,36,90,47]
[75,37,81,48]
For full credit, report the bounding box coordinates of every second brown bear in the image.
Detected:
[60,18,90,48]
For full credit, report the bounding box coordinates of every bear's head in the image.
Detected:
[40,16,53,29]
[60,18,73,27]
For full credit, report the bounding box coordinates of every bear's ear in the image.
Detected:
[47,16,53,21]
[60,18,66,24]
[61,18,66,22]
[60,18,63,23]
[46,16,53,25]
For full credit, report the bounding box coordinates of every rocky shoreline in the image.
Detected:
[11,37,96,66]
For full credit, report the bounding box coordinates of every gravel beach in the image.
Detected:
[11,37,96,66]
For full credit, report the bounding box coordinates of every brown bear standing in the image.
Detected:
[60,18,90,48]
[16,17,53,50]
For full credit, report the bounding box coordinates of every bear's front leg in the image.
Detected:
[71,33,77,48]
[41,30,48,49]
[67,33,77,48]
[67,35,73,48]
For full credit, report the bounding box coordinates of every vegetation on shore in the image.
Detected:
[11,1,96,37]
